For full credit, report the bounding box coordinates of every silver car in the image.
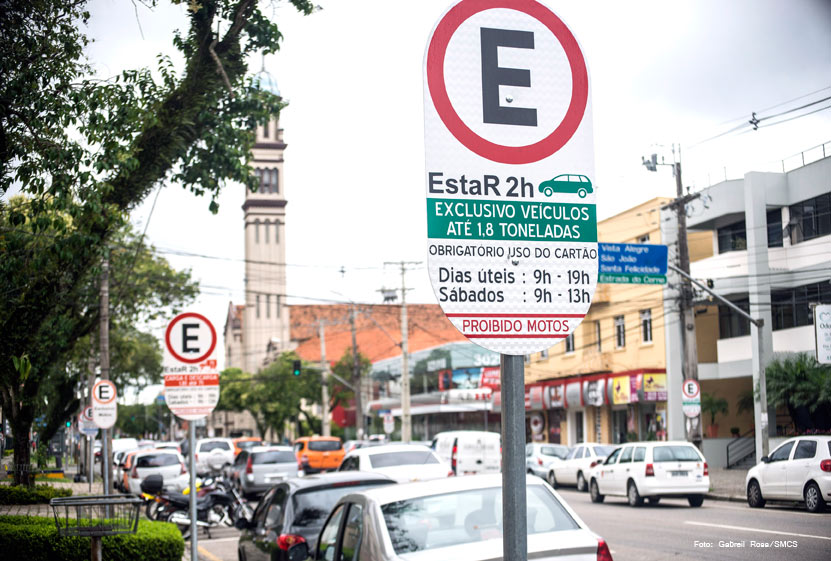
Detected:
[290,473,612,561]
[526,443,570,479]
[229,445,299,497]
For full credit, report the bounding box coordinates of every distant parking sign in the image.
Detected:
[424,0,597,355]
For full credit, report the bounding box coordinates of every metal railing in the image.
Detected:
[50,495,142,537]
[726,429,755,469]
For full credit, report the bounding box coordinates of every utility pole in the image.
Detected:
[386,261,420,443]
[349,305,364,439]
[645,146,703,447]
[318,321,330,437]
[99,251,112,495]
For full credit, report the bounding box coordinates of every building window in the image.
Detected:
[595,321,602,352]
[263,221,269,244]
[524,354,531,364]
[717,220,747,253]
[540,348,549,359]
[614,315,625,348]
[640,309,653,343]
[266,294,271,318]
[275,294,281,317]
[564,333,575,354]
[766,208,783,248]
[575,411,584,443]
[718,297,750,339]
[275,221,280,243]
[256,294,261,319]
[254,219,260,243]
[789,192,831,244]
[263,120,269,138]
[772,281,831,330]
[272,169,279,194]
[637,233,650,243]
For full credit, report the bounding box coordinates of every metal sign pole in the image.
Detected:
[101,429,108,496]
[500,354,527,561]
[88,435,92,494]
[189,422,198,560]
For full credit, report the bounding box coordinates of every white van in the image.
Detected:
[431,430,501,475]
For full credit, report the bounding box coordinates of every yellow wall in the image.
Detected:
[695,306,719,363]
[700,378,753,438]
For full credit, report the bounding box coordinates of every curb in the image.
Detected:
[706,493,746,503]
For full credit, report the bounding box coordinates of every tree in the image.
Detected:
[766,353,831,432]
[701,392,729,426]
[1,0,313,485]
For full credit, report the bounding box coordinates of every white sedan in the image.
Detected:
[337,444,452,483]
[549,442,614,491]
[290,474,613,561]
[746,435,831,513]
[526,443,569,479]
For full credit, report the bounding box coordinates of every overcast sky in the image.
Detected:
[82,0,831,398]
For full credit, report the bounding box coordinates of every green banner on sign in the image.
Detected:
[598,273,667,285]
[426,198,597,243]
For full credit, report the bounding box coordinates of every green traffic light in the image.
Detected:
[292,359,302,376]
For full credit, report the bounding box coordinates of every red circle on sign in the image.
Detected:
[165,312,217,364]
[426,0,589,164]
[93,380,117,404]
[682,379,700,399]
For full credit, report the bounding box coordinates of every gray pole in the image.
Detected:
[400,273,411,443]
[88,435,93,494]
[319,322,331,437]
[99,252,113,494]
[500,354,527,561]
[349,306,364,439]
[189,421,198,560]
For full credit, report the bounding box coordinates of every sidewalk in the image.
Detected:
[706,467,748,502]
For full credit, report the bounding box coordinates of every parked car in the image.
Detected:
[538,174,593,198]
[432,430,501,475]
[338,444,451,483]
[228,446,299,497]
[120,450,141,493]
[292,473,613,561]
[549,442,614,491]
[114,448,140,492]
[526,443,570,479]
[589,441,709,507]
[154,441,182,453]
[232,436,264,458]
[126,449,188,495]
[235,472,396,561]
[194,437,235,475]
[746,435,831,513]
[294,436,344,475]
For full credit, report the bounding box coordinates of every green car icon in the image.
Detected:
[539,174,593,198]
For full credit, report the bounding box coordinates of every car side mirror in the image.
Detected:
[760,456,770,464]
[234,517,251,530]
[287,542,309,561]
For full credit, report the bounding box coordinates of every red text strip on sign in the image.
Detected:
[164,374,220,387]
[447,313,585,338]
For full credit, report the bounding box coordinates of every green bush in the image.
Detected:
[0,484,72,504]
[0,516,184,561]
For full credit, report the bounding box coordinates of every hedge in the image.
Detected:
[0,484,72,504]
[0,516,184,561]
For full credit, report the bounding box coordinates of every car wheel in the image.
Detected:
[688,494,704,507]
[527,468,534,475]
[577,471,587,492]
[547,471,558,489]
[647,497,661,505]
[627,481,643,507]
[805,482,826,513]
[544,187,552,196]
[590,479,604,503]
[578,188,587,198]
[747,479,766,508]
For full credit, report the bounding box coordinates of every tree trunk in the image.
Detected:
[11,415,33,486]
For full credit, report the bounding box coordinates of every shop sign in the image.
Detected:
[526,386,544,410]
[642,373,667,402]
[611,376,631,404]
[582,379,605,406]
[543,384,564,409]
[529,412,545,439]
[565,382,581,408]
[479,367,501,390]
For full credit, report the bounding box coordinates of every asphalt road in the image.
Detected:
[195,488,831,561]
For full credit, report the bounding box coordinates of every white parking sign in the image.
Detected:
[423,0,597,355]
[163,312,220,420]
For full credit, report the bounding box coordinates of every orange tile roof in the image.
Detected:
[289,304,468,364]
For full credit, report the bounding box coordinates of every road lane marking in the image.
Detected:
[198,546,224,561]
[684,521,831,541]
[199,536,239,543]
[711,504,819,517]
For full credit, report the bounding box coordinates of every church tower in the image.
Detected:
[241,111,290,374]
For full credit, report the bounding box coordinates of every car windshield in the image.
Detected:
[540,446,568,459]
[136,454,179,468]
[200,441,230,452]
[381,486,579,554]
[652,446,702,462]
[369,451,438,468]
[593,446,614,457]
[238,441,263,450]
[308,440,342,452]
[253,451,296,464]
[290,483,388,529]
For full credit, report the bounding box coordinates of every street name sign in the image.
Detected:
[681,379,701,419]
[815,304,831,364]
[598,242,667,284]
[92,380,117,429]
[424,0,597,355]
[79,406,99,438]
[383,413,395,435]
[163,311,220,420]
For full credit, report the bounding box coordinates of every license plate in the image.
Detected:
[670,471,688,477]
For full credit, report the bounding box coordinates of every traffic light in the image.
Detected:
[65,421,71,428]
[292,360,302,376]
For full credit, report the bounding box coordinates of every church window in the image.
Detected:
[254,219,260,243]
[256,294,261,319]
[266,294,271,318]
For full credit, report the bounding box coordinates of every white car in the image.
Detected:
[746,435,831,513]
[526,443,569,479]
[194,437,235,475]
[589,441,709,507]
[549,442,614,491]
[126,449,188,495]
[294,474,613,561]
[338,444,451,483]
[432,430,501,475]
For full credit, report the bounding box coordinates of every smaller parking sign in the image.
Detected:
[682,379,701,419]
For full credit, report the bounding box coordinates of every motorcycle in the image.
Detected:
[150,479,251,539]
